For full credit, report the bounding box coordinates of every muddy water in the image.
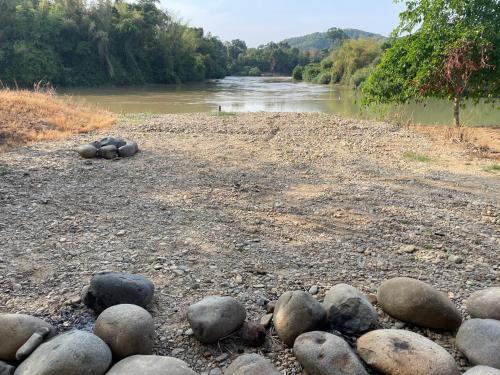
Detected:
[62,76,499,126]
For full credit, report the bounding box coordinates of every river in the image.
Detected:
[62,76,499,127]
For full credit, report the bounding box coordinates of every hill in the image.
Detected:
[283,28,385,52]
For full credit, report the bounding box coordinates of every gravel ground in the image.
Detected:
[0,113,499,374]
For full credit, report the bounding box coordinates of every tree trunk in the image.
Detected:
[453,96,460,127]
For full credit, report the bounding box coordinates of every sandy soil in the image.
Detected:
[0,113,499,374]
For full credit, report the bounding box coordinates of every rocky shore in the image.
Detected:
[0,113,499,374]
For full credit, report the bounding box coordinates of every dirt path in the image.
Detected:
[0,113,498,373]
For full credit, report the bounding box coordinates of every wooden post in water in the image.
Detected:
[218,105,221,113]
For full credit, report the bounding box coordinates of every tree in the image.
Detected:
[326,27,348,47]
[362,0,499,126]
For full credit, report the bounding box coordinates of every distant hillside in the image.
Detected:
[283,28,385,52]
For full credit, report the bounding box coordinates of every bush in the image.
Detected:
[313,71,332,84]
[292,65,303,80]
[302,63,321,82]
[350,66,373,87]
[248,67,262,76]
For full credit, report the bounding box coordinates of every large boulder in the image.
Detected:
[14,330,111,375]
[225,354,281,375]
[323,284,378,333]
[99,136,127,149]
[293,331,368,375]
[94,304,154,357]
[464,367,500,375]
[187,296,246,344]
[456,319,500,368]
[0,314,55,362]
[357,329,460,375]
[82,272,155,314]
[99,145,118,160]
[77,144,98,159]
[377,277,462,330]
[118,141,139,157]
[466,288,500,320]
[106,355,197,375]
[274,291,326,347]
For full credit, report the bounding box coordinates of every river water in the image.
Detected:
[62,76,499,126]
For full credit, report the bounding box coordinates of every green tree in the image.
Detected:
[363,0,499,126]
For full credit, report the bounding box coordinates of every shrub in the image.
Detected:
[314,71,332,84]
[302,63,321,82]
[248,67,262,76]
[292,65,303,80]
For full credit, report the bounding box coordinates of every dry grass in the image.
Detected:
[0,89,115,151]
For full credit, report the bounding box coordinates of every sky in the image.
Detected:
[161,0,407,47]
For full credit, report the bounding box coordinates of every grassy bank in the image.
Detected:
[0,90,115,151]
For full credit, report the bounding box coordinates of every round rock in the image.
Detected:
[323,283,378,333]
[0,314,55,362]
[377,277,462,330]
[187,296,246,343]
[99,136,127,149]
[99,145,118,159]
[106,355,197,375]
[357,329,460,375]
[466,288,500,320]
[274,291,326,347]
[294,331,368,375]
[14,330,111,375]
[456,319,500,368]
[94,304,154,357]
[464,367,500,375]
[77,144,98,159]
[118,142,139,157]
[240,321,266,347]
[82,272,155,314]
[225,354,281,375]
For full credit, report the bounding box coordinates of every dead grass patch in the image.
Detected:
[0,89,115,151]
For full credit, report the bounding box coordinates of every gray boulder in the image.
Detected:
[294,331,368,375]
[82,272,155,314]
[456,319,500,368]
[118,141,139,157]
[77,144,98,159]
[99,136,127,149]
[377,277,462,330]
[0,361,15,375]
[14,330,111,375]
[464,367,500,375]
[225,354,281,375]
[274,291,326,347]
[94,304,154,357]
[99,145,118,159]
[467,288,500,320]
[187,296,246,343]
[0,314,55,362]
[106,355,197,375]
[15,327,51,361]
[357,329,460,375]
[323,284,378,333]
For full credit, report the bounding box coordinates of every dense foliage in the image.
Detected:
[294,39,383,86]
[362,0,499,126]
[0,0,228,87]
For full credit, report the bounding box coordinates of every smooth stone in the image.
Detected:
[323,283,378,333]
[118,141,139,157]
[15,327,51,361]
[14,330,111,375]
[260,313,273,328]
[239,322,266,347]
[99,145,118,159]
[0,314,55,362]
[99,136,127,149]
[294,331,368,375]
[467,288,500,320]
[82,272,155,314]
[464,367,500,375]
[187,296,246,344]
[106,355,197,375]
[357,329,460,375]
[77,144,98,158]
[274,291,326,347]
[94,304,154,357]
[456,319,500,368]
[377,277,462,330]
[0,361,15,375]
[225,354,281,375]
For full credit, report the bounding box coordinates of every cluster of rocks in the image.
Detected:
[1,272,499,375]
[76,136,139,159]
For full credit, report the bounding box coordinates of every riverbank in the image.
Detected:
[0,113,499,373]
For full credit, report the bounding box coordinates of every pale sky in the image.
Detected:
[161,0,406,47]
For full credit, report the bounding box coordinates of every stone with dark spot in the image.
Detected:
[274,291,326,347]
[323,283,378,333]
[456,319,500,368]
[357,329,460,375]
[98,145,118,160]
[377,277,462,330]
[82,272,155,314]
[225,354,281,375]
[294,331,368,375]
[240,322,266,347]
